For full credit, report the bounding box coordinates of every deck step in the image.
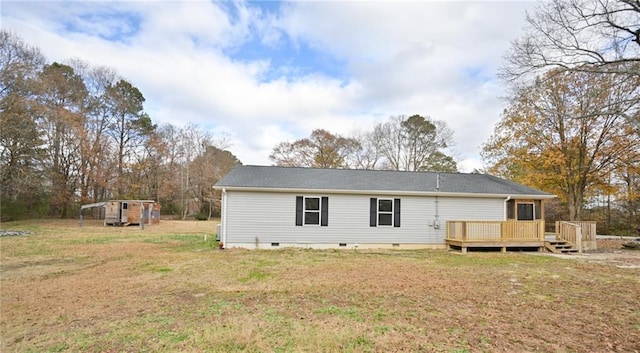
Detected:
[544,240,579,254]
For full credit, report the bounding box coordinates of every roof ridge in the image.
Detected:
[239,164,473,176]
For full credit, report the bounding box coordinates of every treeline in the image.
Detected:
[0,30,240,221]
[269,115,458,172]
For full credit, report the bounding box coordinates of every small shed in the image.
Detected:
[80,200,160,227]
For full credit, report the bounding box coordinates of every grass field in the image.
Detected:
[1,220,639,352]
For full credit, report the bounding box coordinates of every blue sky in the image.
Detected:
[2,0,536,171]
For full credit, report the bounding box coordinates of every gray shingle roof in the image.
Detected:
[214,165,554,197]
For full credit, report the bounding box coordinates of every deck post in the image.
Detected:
[576,225,582,253]
[501,246,506,253]
[462,222,466,241]
[461,246,467,254]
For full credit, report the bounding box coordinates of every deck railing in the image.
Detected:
[555,221,597,252]
[446,220,545,242]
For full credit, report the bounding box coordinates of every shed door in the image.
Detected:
[121,202,129,222]
[143,205,150,224]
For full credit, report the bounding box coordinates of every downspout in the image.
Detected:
[221,188,228,249]
[434,173,440,229]
[504,195,511,220]
[434,196,440,229]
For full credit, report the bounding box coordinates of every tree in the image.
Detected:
[176,124,212,219]
[482,68,640,220]
[348,130,382,170]
[35,62,88,218]
[69,61,119,203]
[609,148,640,234]
[153,123,182,215]
[502,0,640,80]
[374,115,457,172]
[502,0,640,130]
[105,79,154,197]
[0,30,47,219]
[0,32,238,220]
[190,145,240,218]
[269,129,360,168]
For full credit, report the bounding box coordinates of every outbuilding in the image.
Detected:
[214,165,555,250]
[80,200,160,227]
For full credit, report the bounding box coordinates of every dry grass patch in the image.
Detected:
[1,220,639,352]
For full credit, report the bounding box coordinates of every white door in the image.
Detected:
[121,202,129,222]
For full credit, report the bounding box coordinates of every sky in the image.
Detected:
[2,0,536,172]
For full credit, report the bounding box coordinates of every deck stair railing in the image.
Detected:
[555,221,598,253]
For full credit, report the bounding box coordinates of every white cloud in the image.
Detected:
[1,0,535,172]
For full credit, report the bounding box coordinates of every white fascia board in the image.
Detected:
[214,186,556,199]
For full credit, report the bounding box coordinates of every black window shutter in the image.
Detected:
[321,197,328,226]
[370,198,377,227]
[394,198,401,227]
[295,196,303,226]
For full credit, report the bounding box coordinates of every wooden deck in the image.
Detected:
[445,220,545,253]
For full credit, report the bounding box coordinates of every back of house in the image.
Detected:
[213,165,554,249]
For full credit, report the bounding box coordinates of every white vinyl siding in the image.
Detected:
[223,191,506,247]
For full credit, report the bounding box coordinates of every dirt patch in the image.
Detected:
[597,238,640,251]
[539,251,640,268]
[535,239,640,268]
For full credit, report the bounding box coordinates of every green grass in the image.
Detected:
[1,220,639,352]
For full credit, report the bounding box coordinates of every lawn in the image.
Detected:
[1,220,639,352]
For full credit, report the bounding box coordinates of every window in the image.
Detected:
[295,196,328,226]
[305,197,320,225]
[517,202,534,220]
[509,200,542,220]
[370,198,401,227]
[378,199,393,226]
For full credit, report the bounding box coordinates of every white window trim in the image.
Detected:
[304,196,321,226]
[377,198,394,227]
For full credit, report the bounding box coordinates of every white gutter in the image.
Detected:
[221,188,228,249]
[214,186,556,200]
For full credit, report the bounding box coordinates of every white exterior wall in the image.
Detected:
[222,190,505,249]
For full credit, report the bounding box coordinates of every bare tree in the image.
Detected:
[105,79,154,197]
[502,0,640,81]
[190,145,240,219]
[348,130,382,170]
[69,60,119,203]
[374,115,457,172]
